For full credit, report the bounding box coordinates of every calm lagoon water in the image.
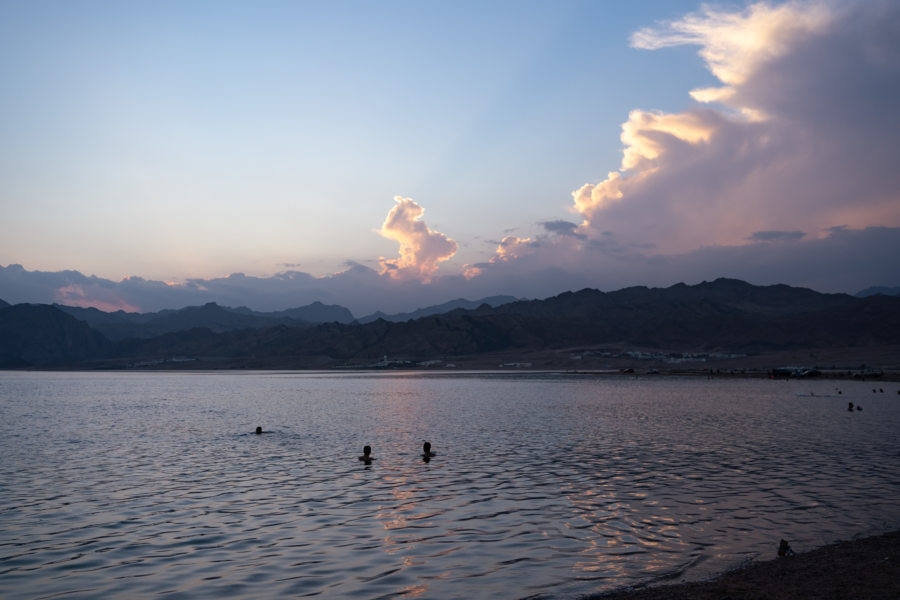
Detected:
[1,371,899,599]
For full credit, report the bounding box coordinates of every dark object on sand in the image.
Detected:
[778,539,796,557]
[590,529,900,600]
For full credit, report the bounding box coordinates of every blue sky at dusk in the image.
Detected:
[2,1,899,316]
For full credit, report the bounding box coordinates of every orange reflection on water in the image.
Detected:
[396,582,429,597]
[562,476,687,580]
[369,468,448,597]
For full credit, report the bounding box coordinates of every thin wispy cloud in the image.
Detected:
[748,230,805,242]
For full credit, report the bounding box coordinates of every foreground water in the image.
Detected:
[1,371,898,599]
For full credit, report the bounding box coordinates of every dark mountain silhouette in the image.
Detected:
[0,298,9,309]
[357,295,519,324]
[56,300,351,340]
[229,301,354,324]
[56,302,285,340]
[110,279,900,368]
[0,304,110,367]
[857,286,900,297]
[3,279,899,369]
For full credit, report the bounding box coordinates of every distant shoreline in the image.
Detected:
[4,365,900,383]
[589,529,900,600]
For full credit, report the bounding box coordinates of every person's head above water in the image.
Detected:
[422,441,436,458]
[255,426,263,434]
[359,445,374,462]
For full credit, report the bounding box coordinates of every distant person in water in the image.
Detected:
[359,445,374,463]
[422,441,436,462]
[848,402,854,412]
[255,426,263,434]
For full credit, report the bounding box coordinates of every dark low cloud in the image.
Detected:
[3,226,898,316]
[540,220,585,238]
[748,230,806,242]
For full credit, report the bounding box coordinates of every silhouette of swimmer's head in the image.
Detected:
[422,441,436,461]
[255,426,263,434]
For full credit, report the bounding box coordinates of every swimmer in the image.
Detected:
[422,441,436,462]
[359,445,375,463]
[848,402,854,411]
[255,426,263,434]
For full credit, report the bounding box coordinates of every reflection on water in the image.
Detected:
[1,371,899,599]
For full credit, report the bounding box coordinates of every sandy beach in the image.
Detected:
[590,530,900,600]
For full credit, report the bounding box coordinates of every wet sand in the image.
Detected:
[590,530,900,600]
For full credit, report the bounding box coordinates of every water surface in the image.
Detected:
[1,371,898,599]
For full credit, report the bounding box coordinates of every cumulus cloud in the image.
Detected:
[631,1,831,106]
[571,0,900,255]
[378,196,458,282]
[463,235,544,279]
[3,3,899,318]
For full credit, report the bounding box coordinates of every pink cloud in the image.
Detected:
[378,196,458,282]
[54,284,141,313]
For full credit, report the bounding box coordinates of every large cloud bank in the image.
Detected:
[568,0,900,253]
[2,1,899,316]
[471,0,900,288]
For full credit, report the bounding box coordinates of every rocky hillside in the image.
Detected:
[3,279,898,369]
[0,304,110,367]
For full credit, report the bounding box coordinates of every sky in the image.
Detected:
[1,0,899,317]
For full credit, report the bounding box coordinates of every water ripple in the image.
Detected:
[1,372,899,599]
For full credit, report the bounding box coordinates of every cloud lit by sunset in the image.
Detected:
[1,1,898,315]
[570,0,900,254]
[54,284,140,313]
[378,197,458,282]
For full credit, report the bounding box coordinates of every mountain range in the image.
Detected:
[1,279,899,369]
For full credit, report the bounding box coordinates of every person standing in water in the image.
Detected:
[359,445,374,464]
